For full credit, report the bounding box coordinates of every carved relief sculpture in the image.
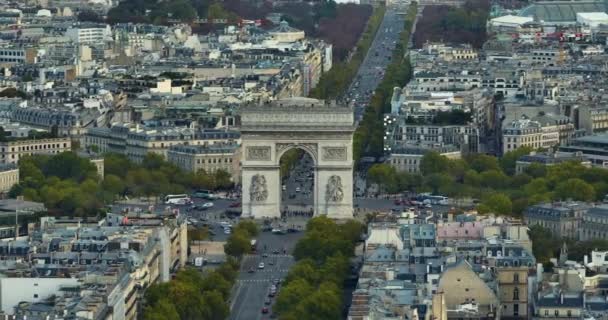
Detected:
[250,174,268,202]
[326,175,344,203]
[322,147,347,161]
[247,146,271,161]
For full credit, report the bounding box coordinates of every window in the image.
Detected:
[514,273,519,283]
[544,310,549,316]
[555,310,559,316]
[513,303,519,316]
[513,287,519,300]
[33,294,38,298]
[567,310,572,317]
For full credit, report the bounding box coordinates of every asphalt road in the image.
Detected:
[345,7,406,121]
[229,232,303,320]
[281,152,314,208]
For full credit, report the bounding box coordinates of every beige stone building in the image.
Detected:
[498,267,528,319]
[84,126,240,164]
[502,115,574,155]
[524,202,590,240]
[0,164,18,193]
[167,143,241,183]
[0,137,71,164]
[437,260,500,319]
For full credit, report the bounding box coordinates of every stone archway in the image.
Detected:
[240,98,355,219]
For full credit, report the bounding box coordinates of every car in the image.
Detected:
[268,291,275,297]
[295,187,301,192]
[262,253,268,258]
[273,279,281,285]
[282,185,286,191]
[264,299,272,305]
[262,225,273,232]
[270,285,277,291]
[272,249,280,254]
[202,202,214,208]
[287,228,299,233]
[258,262,265,269]
[262,307,269,314]
[229,202,240,208]
[224,229,231,235]
[248,268,255,273]
[268,260,274,266]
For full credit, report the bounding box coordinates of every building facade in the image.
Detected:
[0,137,71,164]
[167,143,241,183]
[524,202,590,239]
[580,205,608,241]
[0,164,18,193]
[498,267,529,319]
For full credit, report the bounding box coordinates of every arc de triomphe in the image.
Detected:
[240,97,355,219]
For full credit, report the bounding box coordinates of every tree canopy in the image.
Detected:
[368,147,608,217]
[275,217,364,319]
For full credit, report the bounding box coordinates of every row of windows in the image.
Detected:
[7,143,69,152]
[196,158,232,164]
[391,158,420,165]
[0,58,23,62]
[0,50,24,56]
[544,309,573,317]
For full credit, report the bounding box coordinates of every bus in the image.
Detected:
[418,194,449,205]
[192,189,217,200]
[250,239,257,252]
[164,194,192,205]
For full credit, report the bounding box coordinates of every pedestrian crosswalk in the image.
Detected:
[237,279,282,283]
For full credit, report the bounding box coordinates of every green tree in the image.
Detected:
[142,298,180,320]
[224,231,251,257]
[274,279,315,316]
[479,193,512,216]
[468,154,500,173]
[529,225,561,263]
[295,282,342,320]
[480,170,509,189]
[285,259,320,285]
[367,163,398,193]
[524,162,547,178]
[499,146,533,175]
[419,151,450,175]
[234,220,259,238]
[554,178,595,201]
[102,174,126,197]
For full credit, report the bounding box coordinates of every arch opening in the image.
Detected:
[279,147,315,218]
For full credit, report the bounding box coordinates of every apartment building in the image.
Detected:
[578,105,608,135]
[4,212,188,320]
[0,137,71,164]
[65,25,110,45]
[524,202,590,239]
[167,143,241,182]
[387,144,461,173]
[84,125,240,163]
[515,151,591,174]
[497,266,529,319]
[502,116,573,155]
[559,134,608,168]
[580,205,608,241]
[0,47,37,64]
[0,164,18,193]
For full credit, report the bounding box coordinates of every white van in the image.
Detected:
[164,194,191,205]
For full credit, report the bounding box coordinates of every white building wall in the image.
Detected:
[0,277,79,314]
